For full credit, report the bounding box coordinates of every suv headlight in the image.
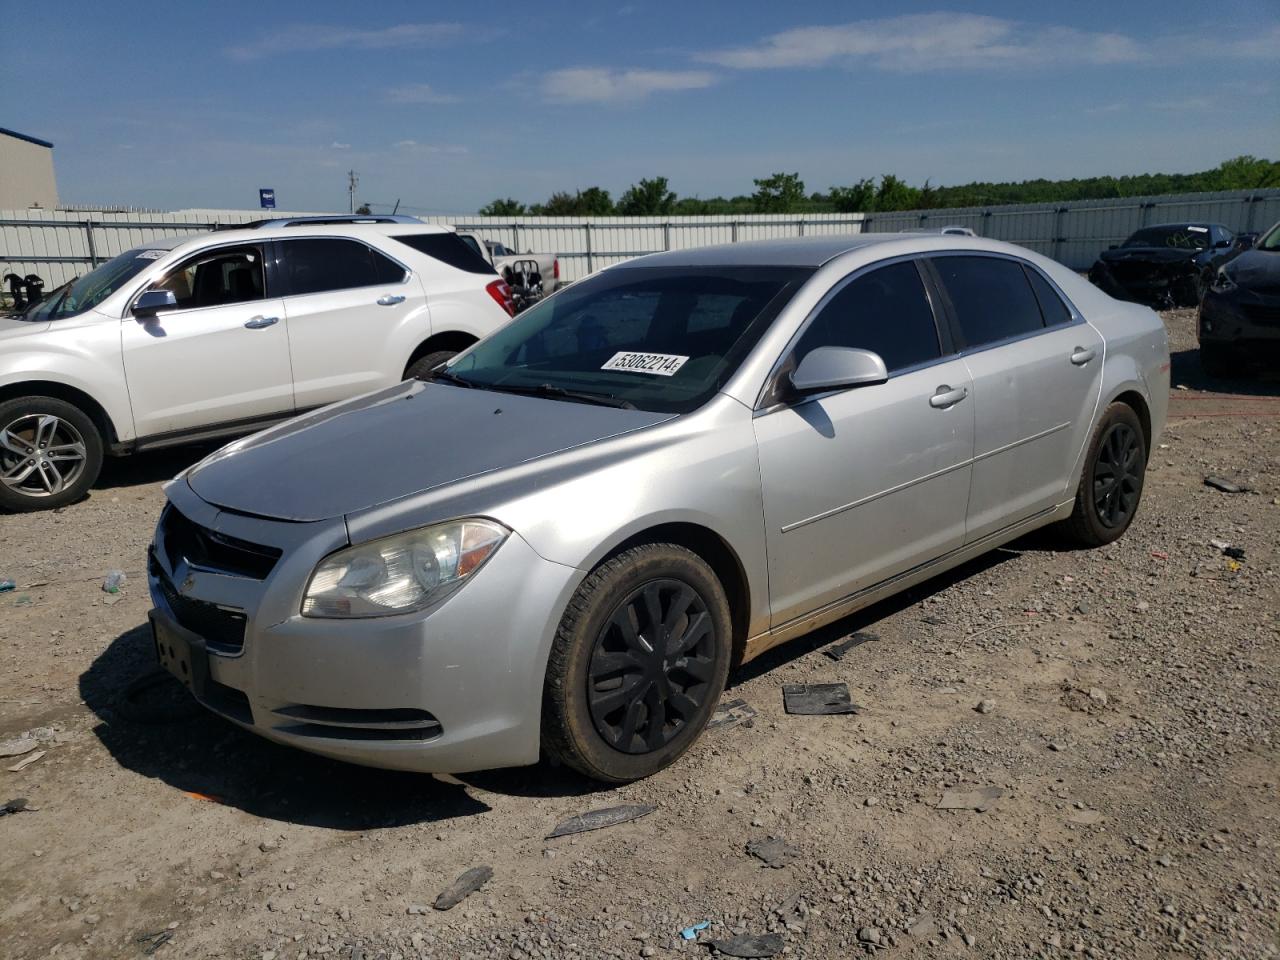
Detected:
[302,519,508,618]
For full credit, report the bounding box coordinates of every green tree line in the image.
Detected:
[478,156,1279,217]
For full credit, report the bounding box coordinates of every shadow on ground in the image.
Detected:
[1170,348,1280,395]
[93,444,217,491]
[79,625,610,830]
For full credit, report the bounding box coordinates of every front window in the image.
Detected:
[1122,226,1211,251]
[143,245,265,310]
[1258,222,1280,252]
[22,246,169,321]
[445,266,811,413]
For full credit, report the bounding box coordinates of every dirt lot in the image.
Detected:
[1,309,1277,960]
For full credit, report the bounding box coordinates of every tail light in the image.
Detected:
[553,258,560,281]
[485,278,515,317]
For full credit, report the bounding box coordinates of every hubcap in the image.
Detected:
[587,579,716,755]
[0,414,88,498]
[1092,422,1141,529]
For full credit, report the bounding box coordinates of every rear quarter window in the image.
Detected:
[1024,266,1073,327]
[394,233,496,275]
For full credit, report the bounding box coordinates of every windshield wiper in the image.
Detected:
[426,368,475,388]
[488,382,635,409]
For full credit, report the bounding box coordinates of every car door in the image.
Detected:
[277,237,420,409]
[753,259,975,627]
[121,243,293,439]
[926,254,1104,543]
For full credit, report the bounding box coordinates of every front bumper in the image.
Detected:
[147,479,581,773]
[1199,286,1280,347]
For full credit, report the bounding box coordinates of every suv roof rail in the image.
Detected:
[222,214,424,230]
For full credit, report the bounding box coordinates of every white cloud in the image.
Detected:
[385,83,460,105]
[329,141,351,149]
[697,13,1144,72]
[228,22,464,60]
[542,68,716,103]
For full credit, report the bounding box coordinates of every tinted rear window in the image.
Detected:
[1024,266,1072,327]
[931,255,1045,349]
[282,238,399,295]
[394,233,496,275]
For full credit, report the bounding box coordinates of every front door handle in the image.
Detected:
[377,294,406,306]
[243,315,279,329]
[930,385,968,409]
[1070,346,1096,366]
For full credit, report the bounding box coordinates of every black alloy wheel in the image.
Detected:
[1092,421,1142,529]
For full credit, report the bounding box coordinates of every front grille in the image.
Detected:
[155,566,247,653]
[161,506,281,580]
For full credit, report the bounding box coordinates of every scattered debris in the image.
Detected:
[433,865,493,910]
[680,920,711,940]
[0,737,38,758]
[182,791,225,804]
[1,797,35,817]
[782,682,859,715]
[13,594,32,607]
[975,699,997,714]
[1150,550,1169,561]
[936,786,1004,812]
[1204,476,1248,494]
[7,749,45,772]
[1223,545,1246,560]
[0,577,14,592]
[823,631,878,661]
[1210,538,1232,551]
[705,933,784,958]
[102,569,127,593]
[707,697,757,730]
[858,926,883,946]
[547,804,655,839]
[746,836,801,869]
[136,930,174,956]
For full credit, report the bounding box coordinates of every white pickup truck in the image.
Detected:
[456,233,560,298]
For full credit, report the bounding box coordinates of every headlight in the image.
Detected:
[1211,267,1237,292]
[302,519,508,618]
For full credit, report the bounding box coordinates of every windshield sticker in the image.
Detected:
[1186,226,1208,232]
[135,250,166,260]
[601,351,690,377]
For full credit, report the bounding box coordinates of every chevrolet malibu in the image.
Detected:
[148,234,1169,783]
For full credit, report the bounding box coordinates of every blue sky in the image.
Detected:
[6,0,1278,214]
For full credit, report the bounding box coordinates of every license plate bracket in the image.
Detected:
[151,611,210,701]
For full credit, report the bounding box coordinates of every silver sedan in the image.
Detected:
[146,234,1169,782]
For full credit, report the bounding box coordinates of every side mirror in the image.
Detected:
[789,346,888,396]
[1213,239,1231,249]
[134,289,177,316]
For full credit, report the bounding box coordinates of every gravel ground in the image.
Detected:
[1,309,1277,960]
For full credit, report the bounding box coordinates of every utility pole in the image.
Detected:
[347,170,359,214]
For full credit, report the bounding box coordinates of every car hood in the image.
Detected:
[0,315,50,339]
[1223,248,1280,286]
[1098,246,1201,265]
[186,380,674,522]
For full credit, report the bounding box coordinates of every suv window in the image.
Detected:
[282,238,405,295]
[931,255,1045,349]
[1024,266,1072,328]
[793,261,942,374]
[394,233,495,275]
[147,245,265,310]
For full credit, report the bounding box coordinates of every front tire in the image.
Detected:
[405,350,459,381]
[542,544,732,783]
[0,396,104,512]
[1058,403,1146,547]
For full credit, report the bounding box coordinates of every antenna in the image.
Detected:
[347,170,360,214]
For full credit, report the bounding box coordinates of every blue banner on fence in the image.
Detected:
[259,189,276,209]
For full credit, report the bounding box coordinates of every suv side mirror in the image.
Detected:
[134,289,177,316]
[790,346,888,395]
[1213,239,1231,249]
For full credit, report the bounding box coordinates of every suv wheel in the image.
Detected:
[0,397,104,512]
[405,351,459,381]
[1058,403,1146,547]
[542,544,732,783]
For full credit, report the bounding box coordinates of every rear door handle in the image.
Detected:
[377,295,406,306]
[243,315,279,329]
[930,385,968,409]
[1070,346,1096,366]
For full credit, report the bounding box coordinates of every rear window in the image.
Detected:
[394,233,496,275]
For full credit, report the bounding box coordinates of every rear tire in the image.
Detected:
[542,543,732,783]
[405,350,459,381]
[0,396,104,513]
[1058,403,1146,547]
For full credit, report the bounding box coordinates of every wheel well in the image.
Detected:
[404,332,478,377]
[1113,390,1152,455]
[606,522,752,669]
[0,381,119,449]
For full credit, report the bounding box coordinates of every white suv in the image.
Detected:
[0,216,515,511]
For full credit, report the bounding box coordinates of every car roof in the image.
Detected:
[611,232,1027,268]
[140,221,453,256]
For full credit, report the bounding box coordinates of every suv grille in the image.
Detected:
[161,506,281,580]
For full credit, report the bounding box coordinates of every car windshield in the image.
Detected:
[445,265,812,413]
[1122,226,1210,251]
[1258,222,1280,252]
[22,246,167,321]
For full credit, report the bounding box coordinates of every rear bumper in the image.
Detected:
[148,480,581,773]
